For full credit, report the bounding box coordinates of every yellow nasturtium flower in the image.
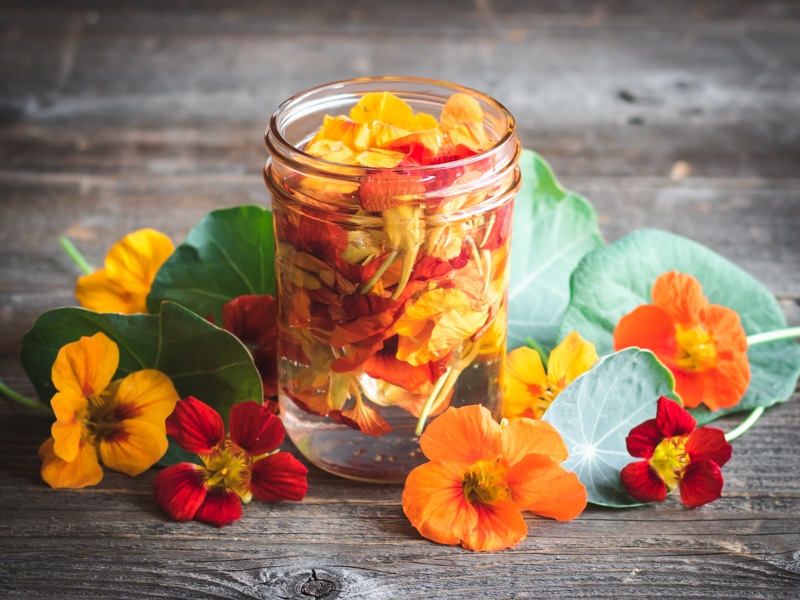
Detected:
[503,331,599,421]
[394,287,489,366]
[39,332,180,488]
[75,228,174,314]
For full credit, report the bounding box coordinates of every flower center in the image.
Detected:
[202,441,252,502]
[674,324,718,371]
[462,458,510,505]
[650,436,690,490]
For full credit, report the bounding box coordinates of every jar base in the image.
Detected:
[279,397,426,484]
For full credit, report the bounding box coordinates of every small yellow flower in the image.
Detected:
[39,332,180,488]
[503,331,599,420]
[75,228,174,314]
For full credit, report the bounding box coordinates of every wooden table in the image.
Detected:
[2,2,799,598]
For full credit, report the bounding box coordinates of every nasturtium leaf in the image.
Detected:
[542,348,677,507]
[507,149,603,353]
[19,301,263,420]
[147,205,276,323]
[557,228,800,424]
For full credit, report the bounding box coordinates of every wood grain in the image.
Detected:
[1,1,799,598]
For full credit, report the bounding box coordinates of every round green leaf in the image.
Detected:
[508,149,603,352]
[557,228,800,424]
[147,205,276,322]
[19,301,263,418]
[542,348,677,507]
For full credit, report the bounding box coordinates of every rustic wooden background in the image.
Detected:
[1,1,799,598]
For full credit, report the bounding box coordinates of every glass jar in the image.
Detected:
[264,77,520,483]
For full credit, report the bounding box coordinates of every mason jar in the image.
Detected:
[264,77,520,483]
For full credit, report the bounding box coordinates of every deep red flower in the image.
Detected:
[153,397,308,527]
[222,295,279,400]
[620,396,732,508]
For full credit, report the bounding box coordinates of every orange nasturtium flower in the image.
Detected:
[503,331,599,421]
[75,228,174,314]
[402,405,587,552]
[39,332,180,488]
[614,271,751,411]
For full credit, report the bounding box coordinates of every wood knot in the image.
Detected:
[298,569,339,598]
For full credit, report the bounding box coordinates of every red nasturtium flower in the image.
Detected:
[402,405,587,552]
[75,228,174,314]
[620,396,732,508]
[220,295,279,401]
[614,271,751,411]
[39,332,180,488]
[153,397,308,527]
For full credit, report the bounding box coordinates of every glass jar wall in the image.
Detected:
[264,77,520,482]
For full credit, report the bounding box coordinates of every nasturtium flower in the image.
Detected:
[75,228,174,314]
[402,405,587,552]
[394,288,489,366]
[153,397,308,527]
[39,332,180,488]
[221,295,279,402]
[503,331,598,420]
[620,396,732,508]
[614,271,750,411]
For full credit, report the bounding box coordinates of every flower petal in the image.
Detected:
[651,271,708,326]
[655,396,696,438]
[51,332,119,398]
[99,418,169,476]
[673,369,707,409]
[153,462,207,521]
[75,269,142,314]
[165,396,225,454]
[506,453,586,521]
[104,229,173,302]
[349,91,415,128]
[76,229,173,315]
[679,460,724,508]
[402,461,478,547]
[113,369,181,426]
[624,418,661,459]
[39,437,103,489]
[339,394,393,437]
[250,452,309,502]
[50,391,88,463]
[546,331,598,395]
[685,426,732,468]
[222,294,278,349]
[502,346,549,421]
[620,461,668,503]
[222,295,279,397]
[613,304,677,359]
[698,350,751,411]
[229,401,285,456]
[462,500,527,552]
[419,405,502,465]
[194,487,243,527]
[500,418,569,465]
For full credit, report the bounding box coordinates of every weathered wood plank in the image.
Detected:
[1,1,799,598]
[0,399,799,599]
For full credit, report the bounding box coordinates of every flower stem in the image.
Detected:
[724,407,765,442]
[0,380,51,413]
[746,326,800,346]
[415,366,452,436]
[360,249,398,295]
[59,235,94,275]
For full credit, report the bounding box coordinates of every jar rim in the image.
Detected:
[265,76,517,176]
